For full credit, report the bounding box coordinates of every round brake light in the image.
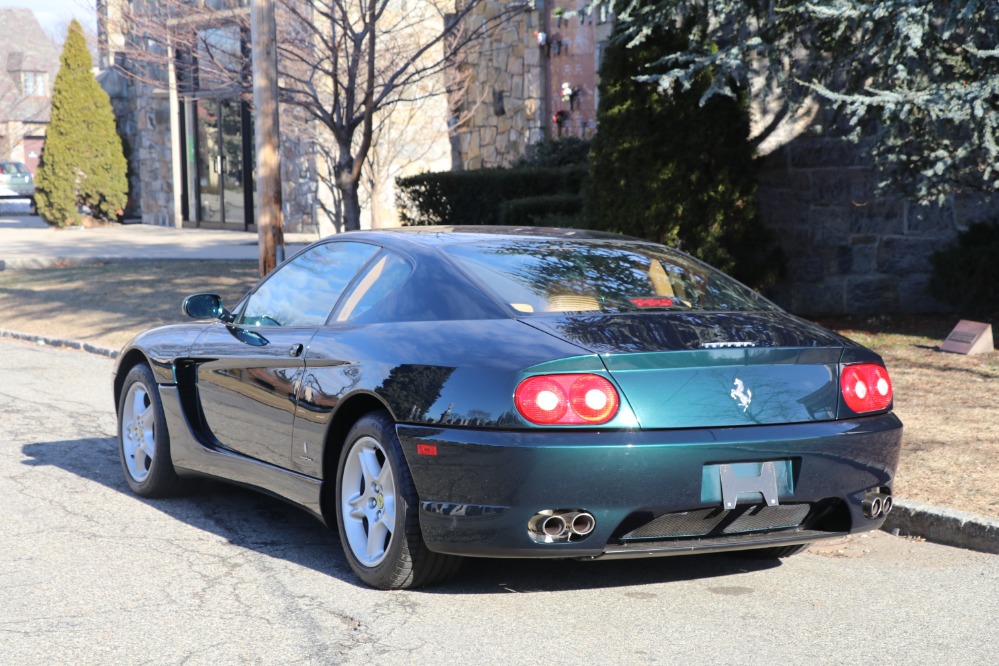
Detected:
[515,376,568,424]
[515,374,620,425]
[569,375,620,422]
[841,363,893,414]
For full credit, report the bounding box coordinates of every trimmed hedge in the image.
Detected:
[498,193,584,227]
[396,166,586,227]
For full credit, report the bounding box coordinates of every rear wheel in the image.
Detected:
[116,363,189,498]
[335,411,461,589]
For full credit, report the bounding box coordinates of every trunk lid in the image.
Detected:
[522,312,852,428]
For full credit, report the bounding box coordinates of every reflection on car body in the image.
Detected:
[112,226,903,589]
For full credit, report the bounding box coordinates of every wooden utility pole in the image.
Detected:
[251,0,284,276]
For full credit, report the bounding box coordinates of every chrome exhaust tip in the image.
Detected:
[528,512,567,539]
[863,491,892,519]
[527,509,596,543]
[540,514,567,537]
[566,511,596,536]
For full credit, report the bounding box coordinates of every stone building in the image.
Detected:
[0,8,60,173]
[98,0,452,233]
[451,1,612,169]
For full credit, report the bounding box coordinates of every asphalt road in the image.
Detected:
[2,340,997,665]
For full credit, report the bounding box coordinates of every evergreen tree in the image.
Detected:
[590,1,999,204]
[588,13,781,290]
[35,20,127,226]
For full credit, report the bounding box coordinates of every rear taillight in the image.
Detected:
[840,363,893,413]
[515,374,620,425]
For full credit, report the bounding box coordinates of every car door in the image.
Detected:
[289,249,416,476]
[190,240,380,468]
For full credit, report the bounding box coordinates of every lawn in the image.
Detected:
[2,262,996,517]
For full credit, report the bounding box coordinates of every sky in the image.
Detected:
[0,0,97,42]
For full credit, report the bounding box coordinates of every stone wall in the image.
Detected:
[456,4,546,168]
[757,136,998,316]
[454,2,612,168]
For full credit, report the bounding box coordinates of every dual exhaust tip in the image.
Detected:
[528,509,596,543]
[863,490,894,519]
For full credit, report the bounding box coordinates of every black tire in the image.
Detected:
[116,363,189,498]
[739,544,810,559]
[335,410,461,589]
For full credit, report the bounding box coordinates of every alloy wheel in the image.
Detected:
[121,382,156,482]
[340,435,397,567]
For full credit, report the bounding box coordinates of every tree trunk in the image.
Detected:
[340,177,362,232]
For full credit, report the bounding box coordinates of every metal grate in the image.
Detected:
[622,504,810,540]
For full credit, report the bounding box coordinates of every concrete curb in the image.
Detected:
[883,499,999,555]
[1,328,996,556]
[0,329,119,359]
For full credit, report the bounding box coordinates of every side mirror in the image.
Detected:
[182,293,231,321]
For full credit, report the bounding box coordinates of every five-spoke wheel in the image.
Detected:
[335,411,461,589]
[340,435,397,567]
[116,363,187,498]
[121,381,157,483]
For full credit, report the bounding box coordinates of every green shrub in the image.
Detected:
[34,20,127,226]
[396,166,586,227]
[515,138,591,168]
[498,193,584,227]
[929,221,999,318]
[586,6,782,290]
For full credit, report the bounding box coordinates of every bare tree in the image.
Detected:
[275,0,520,231]
[110,0,522,232]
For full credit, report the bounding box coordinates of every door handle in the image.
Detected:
[289,343,304,358]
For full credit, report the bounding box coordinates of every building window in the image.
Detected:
[21,72,48,97]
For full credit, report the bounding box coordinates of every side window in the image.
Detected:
[240,241,378,327]
[334,251,413,323]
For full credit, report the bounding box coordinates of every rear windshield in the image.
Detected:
[442,239,777,315]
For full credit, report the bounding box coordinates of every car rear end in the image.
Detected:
[404,233,903,559]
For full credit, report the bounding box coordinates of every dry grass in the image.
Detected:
[1,264,995,517]
[0,261,259,350]
[815,316,998,518]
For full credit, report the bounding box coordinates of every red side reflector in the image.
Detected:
[416,443,437,456]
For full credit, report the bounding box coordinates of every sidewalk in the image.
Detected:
[0,211,319,269]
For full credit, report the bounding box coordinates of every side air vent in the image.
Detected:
[702,341,757,349]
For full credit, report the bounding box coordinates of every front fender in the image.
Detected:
[112,323,210,405]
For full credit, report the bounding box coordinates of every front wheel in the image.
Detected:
[335,411,461,589]
[116,363,189,498]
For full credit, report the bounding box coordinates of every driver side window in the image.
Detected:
[239,241,378,327]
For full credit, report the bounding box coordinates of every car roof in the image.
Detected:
[340,226,644,250]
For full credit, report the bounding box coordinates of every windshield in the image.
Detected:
[443,239,777,315]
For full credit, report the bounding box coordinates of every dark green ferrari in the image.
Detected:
[113,227,902,589]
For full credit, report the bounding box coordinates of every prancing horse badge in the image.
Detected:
[730,378,752,412]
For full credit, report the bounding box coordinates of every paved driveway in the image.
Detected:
[2,340,997,665]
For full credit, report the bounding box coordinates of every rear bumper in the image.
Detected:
[397,413,903,558]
